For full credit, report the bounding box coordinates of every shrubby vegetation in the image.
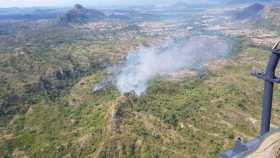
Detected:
[1,40,279,158]
[1,3,280,157]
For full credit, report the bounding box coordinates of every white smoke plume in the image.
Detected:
[94,35,230,95]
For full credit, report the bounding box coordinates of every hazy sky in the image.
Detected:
[0,0,211,8]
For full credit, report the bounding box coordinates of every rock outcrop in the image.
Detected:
[59,4,105,24]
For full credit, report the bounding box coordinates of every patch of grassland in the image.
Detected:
[1,45,279,158]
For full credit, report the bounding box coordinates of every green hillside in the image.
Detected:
[1,3,280,158]
[2,43,280,157]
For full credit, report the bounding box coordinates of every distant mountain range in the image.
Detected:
[225,0,273,4]
[58,4,106,24]
[0,1,278,23]
[0,4,107,24]
[233,2,280,29]
[235,3,265,20]
[0,8,65,21]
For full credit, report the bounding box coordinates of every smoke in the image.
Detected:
[94,35,230,95]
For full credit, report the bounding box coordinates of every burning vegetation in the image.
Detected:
[94,36,231,96]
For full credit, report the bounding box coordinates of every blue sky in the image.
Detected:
[0,0,211,8]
